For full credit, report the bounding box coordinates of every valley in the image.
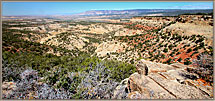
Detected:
[2,12,213,99]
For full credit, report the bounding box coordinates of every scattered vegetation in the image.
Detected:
[191,53,213,85]
[2,14,213,99]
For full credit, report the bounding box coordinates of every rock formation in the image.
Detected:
[114,59,213,99]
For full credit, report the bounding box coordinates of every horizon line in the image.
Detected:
[3,8,213,16]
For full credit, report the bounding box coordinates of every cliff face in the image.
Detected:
[114,59,213,99]
[76,9,213,17]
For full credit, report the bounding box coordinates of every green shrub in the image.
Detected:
[187,48,192,53]
[184,60,192,65]
[166,58,172,64]
[163,48,168,53]
[177,58,182,62]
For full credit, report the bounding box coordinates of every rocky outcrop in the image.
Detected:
[114,59,213,99]
[45,34,86,50]
[95,41,127,57]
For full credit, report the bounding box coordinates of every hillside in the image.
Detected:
[2,13,213,99]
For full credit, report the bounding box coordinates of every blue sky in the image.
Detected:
[2,2,213,16]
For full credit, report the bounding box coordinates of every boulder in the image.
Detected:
[127,72,176,99]
[148,73,209,99]
[121,59,213,99]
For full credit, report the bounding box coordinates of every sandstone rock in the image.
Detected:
[170,63,187,69]
[127,72,176,99]
[137,59,174,75]
[122,60,212,99]
[95,41,126,57]
[148,73,210,99]
[159,69,198,82]
[136,63,148,76]
[185,79,213,98]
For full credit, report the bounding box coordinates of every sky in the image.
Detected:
[2,2,213,16]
